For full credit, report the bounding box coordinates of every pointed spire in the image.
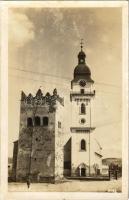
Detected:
[46,92,50,97]
[21,91,26,101]
[77,39,86,64]
[80,38,84,51]
[53,88,57,96]
[36,89,43,98]
[28,93,33,99]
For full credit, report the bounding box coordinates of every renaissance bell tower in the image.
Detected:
[70,40,96,176]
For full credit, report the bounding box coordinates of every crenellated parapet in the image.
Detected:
[21,88,64,107]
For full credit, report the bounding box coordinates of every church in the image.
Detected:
[12,41,103,182]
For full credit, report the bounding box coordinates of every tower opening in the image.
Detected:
[27,117,33,127]
[34,116,41,126]
[43,117,48,126]
[80,89,84,94]
[81,103,86,114]
[81,139,86,150]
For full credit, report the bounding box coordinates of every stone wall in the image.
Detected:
[16,126,32,181]
[12,140,18,181]
[30,125,55,182]
[16,89,64,182]
[64,138,71,176]
[54,101,64,181]
[16,108,56,181]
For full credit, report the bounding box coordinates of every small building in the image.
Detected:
[102,165,109,176]
[8,157,13,181]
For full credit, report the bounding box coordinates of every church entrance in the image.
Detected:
[79,163,87,177]
[81,168,86,176]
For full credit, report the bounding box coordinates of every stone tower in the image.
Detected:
[15,88,64,182]
[70,41,96,176]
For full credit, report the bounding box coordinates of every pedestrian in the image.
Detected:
[27,177,30,189]
[37,173,41,182]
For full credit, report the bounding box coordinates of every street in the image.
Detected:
[8,178,122,192]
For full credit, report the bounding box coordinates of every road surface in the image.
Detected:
[8,178,122,192]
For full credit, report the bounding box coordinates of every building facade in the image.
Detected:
[12,44,102,182]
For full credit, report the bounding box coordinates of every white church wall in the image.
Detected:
[71,100,90,128]
[54,101,65,180]
[71,133,90,176]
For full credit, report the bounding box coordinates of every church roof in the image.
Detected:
[72,41,94,83]
[95,152,103,158]
[74,63,91,80]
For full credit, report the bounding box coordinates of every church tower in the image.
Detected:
[70,40,96,176]
[12,39,102,182]
[15,89,64,182]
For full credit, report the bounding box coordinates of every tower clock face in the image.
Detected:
[79,80,86,87]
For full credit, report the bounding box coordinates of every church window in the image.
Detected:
[79,80,86,87]
[43,117,48,126]
[81,139,86,150]
[58,121,61,128]
[27,117,33,127]
[34,116,41,126]
[81,103,86,114]
[81,118,86,124]
[80,89,84,94]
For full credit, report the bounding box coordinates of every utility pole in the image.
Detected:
[89,85,92,176]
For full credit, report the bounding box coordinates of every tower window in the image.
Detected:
[43,117,48,126]
[34,116,40,126]
[81,103,86,114]
[81,139,86,151]
[27,117,33,127]
[80,118,86,124]
[80,89,84,94]
[80,59,84,63]
[58,121,61,128]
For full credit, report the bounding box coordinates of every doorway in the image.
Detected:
[81,168,86,176]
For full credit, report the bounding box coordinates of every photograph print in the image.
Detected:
[7,2,128,195]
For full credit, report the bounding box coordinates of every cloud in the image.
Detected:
[73,21,80,38]
[9,10,35,47]
[49,8,63,25]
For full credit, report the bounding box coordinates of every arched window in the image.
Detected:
[27,117,33,127]
[34,116,40,126]
[43,117,48,126]
[81,139,86,150]
[81,103,86,114]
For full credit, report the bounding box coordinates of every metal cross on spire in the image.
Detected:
[80,39,84,51]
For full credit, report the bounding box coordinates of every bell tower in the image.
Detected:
[70,40,96,176]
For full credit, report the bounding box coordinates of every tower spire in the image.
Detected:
[80,39,84,51]
[78,39,86,64]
